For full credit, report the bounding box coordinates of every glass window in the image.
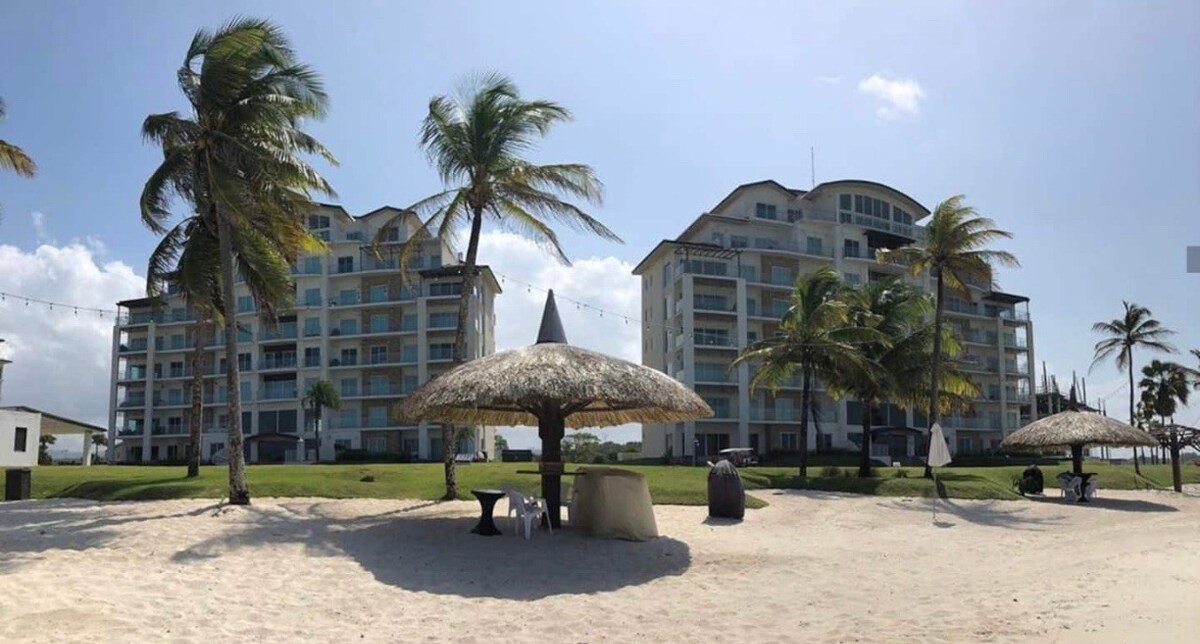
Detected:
[369,314,388,333]
[337,257,354,273]
[770,266,792,285]
[429,254,442,268]
[13,427,27,452]
[730,235,748,248]
[369,375,389,395]
[369,285,388,303]
[307,214,330,229]
[338,319,358,335]
[303,256,321,274]
[304,347,321,367]
[754,203,778,220]
[839,194,852,210]
[429,343,454,360]
[303,318,320,337]
[429,312,456,328]
[340,378,358,397]
[304,288,321,306]
[339,348,357,366]
[370,345,388,364]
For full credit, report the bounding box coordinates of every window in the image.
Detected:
[662,262,672,283]
[693,328,730,347]
[307,214,330,229]
[369,345,388,364]
[303,318,321,337]
[366,437,388,454]
[209,442,225,457]
[402,375,418,393]
[338,318,359,335]
[429,254,442,268]
[843,272,861,285]
[786,208,802,222]
[369,285,388,303]
[237,296,254,313]
[695,363,729,383]
[303,347,321,367]
[429,312,456,329]
[780,432,798,451]
[711,232,725,247]
[429,343,454,360]
[337,256,354,273]
[334,439,353,452]
[754,202,778,220]
[429,282,461,297]
[770,266,792,286]
[367,406,388,427]
[682,260,728,276]
[730,235,749,249]
[843,239,861,258]
[304,288,321,306]
[340,378,358,397]
[738,265,758,282]
[338,289,358,305]
[703,397,731,418]
[369,375,389,395]
[805,236,823,256]
[13,427,28,452]
[839,194,852,211]
[379,226,401,242]
[338,409,357,428]
[303,256,322,274]
[369,314,388,333]
[237,325,253,343]
[340,348,358,365]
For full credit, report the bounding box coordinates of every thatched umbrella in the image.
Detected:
[399,291,711,527]
[1000,410,1158,475]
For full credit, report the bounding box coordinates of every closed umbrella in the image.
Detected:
[398,291,712,527]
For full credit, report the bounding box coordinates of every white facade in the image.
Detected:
[107,204,500,464]
[0,409,40,468]
[634,179,1036,462]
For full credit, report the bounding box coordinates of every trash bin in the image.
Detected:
[5,468,32,501]
[707,459,744,519]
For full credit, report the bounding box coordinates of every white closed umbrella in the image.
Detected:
[927,423,952,523]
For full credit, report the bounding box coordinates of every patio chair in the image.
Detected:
[1060,476,1082,502]
[560,481,576,525]
[504,488,550,540]
[1084,478,1099,500]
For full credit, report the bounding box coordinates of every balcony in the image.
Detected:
[260,324,298,341]
[119,396,147,409]
[692,296,735,313]
[118,426,144,436]
[259,353,298,370]
[428,347,454,361]
[261,383,298,400]
[119,339,149,353]
[1003,336,1028,349]
[694,334,735,348]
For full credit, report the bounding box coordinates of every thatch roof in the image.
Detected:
[1000,411,1159,451]
[397,343,712,428]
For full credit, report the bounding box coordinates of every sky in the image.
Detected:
[0,1,1197,454]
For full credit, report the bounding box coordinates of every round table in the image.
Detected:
[470,488,505,536]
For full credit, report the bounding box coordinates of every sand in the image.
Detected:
[1,488,1197,643]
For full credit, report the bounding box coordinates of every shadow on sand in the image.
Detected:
[1024,495,1178,513]
[875,497,1066,531]
[168,500,690,599]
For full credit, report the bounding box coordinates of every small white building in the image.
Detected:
[0,408,40,468]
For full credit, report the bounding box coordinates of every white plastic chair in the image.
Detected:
[1084,478,1098,500]
[505,489,550,540]
[1060,476,1083,502]
[560,482,576,525]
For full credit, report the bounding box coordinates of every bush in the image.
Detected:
[335,449,413,463]
[893,468,909,479]
[819,466,844,478]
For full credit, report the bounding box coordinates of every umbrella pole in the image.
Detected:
[539,408,564,529]
[1071,445,1084,476]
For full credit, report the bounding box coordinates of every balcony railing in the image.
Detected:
[261,384,298,400]
[694,335,734,347]
[259,353,298,370]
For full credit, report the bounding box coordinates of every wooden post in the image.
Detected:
[538,406,564,528]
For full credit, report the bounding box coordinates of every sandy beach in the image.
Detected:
[1,488,1197,643]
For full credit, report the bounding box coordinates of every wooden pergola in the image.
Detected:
[1149,424,1200,493]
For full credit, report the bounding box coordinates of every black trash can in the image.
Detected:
[5,468,32,501]
[707,460,744,519]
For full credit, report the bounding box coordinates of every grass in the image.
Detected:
[8,462,1195,507]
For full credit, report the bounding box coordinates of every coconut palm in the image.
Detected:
[831,279,977,477]
[379,73,621,499]
[90,433,107,462]
[877,196,1018,475]
[733,268,867,478]
[1090,302,1176,473]
[1139,360,1192,425]
[139,18,336,504]
[0,96,37,221]
[303,379,342,463]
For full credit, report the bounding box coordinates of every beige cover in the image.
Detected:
[572,467,659,541]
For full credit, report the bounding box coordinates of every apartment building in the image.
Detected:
[108,204,499,464]
[634,179,1036,463]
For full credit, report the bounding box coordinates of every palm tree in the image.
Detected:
[1090,302,1176,473]
[140,18,336,504]
[733,268,866,478]
[303,380,342,463]
[90,433,107,462]
[380,73,621,499]
[878,196,1018,475]
[0,96,37,221]
[1140,360,1191,424]
[831,279,977,477]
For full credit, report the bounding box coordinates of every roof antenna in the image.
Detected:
[810,146,816,188]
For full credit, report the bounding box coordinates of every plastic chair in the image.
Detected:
[504,489,550,540]
[1084,479,1098,500]
[561,482,576,525]
[1060,476,1082,502]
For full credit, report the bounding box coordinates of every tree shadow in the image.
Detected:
[877,497,1065,531]
[1025,496,1178,513]
[170,500,691,600]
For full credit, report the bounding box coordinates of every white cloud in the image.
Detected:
[30,211,51,243]
[857,74,925,120]
[478,232,643,450]
[0,242,145,454]
[817,75,842,85]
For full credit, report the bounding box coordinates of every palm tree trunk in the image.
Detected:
[186,320,206,478]
[858,402,873,478]
[442,207,484,499]
[925,270,945,478]
[1128,360,1140,476]
[799,369,812,478]
[216,212,250,505]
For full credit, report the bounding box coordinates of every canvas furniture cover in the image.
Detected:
[573,467,658,541]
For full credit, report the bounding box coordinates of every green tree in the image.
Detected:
[140,18,336,504]
[494,433,509,454]
[832,279,977,477]
[1139,360,1191,425]
[563,431,601,463]
[733,268,867,478]
[383,73,621,499]
[1090,301,1176,473]
[878,196,1018,476]
[0,96,37,221]
[38,433,56,465]
[303,380,342,463]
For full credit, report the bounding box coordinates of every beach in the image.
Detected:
[1,488,1197,643]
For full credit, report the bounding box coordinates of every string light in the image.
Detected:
[0,290,119,318]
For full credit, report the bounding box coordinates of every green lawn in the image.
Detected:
[8,462,1195,507]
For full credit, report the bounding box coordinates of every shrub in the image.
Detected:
[819,466,844,478]
[893,468,909,479]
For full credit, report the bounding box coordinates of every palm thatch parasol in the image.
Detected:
[1000,410,1157,475]
[398,290,711,527]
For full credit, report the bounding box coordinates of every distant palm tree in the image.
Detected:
[1090,301,1176,474]
[733,268,866,478]
[877,196,1018,476]
[832,279,977,477]
[1139,360,1191,425]
[380,73,621,499]
[140,18,336,504]
[91,433,107,461]
[0,96,37,221]
[303,380,342,463]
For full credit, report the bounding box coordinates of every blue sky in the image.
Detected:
[0,1,1197,442]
